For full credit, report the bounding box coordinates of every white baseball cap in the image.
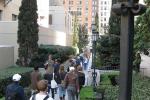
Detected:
[12,74,21,81]
[69,67,75,71]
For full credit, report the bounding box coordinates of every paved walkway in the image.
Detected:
[39,53,101,100]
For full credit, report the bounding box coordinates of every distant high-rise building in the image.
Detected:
[63,0,98,33]
[99,0,112,35]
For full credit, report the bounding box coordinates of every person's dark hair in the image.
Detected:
[34,66,39,70]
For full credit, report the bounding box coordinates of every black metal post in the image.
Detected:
[119,5,134,100]
[92,40,96,91]
[111,0,146,100]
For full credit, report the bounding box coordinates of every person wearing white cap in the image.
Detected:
[64,66,79,100]
[5,74,25,100]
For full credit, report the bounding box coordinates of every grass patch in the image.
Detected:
[80,86,94,100]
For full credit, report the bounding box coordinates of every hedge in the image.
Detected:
[0,66,33,98]
[99,73,150,100]
[29,44,76,67]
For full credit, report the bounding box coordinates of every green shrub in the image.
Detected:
[80,86,94,100]
[99,73,150,100]
[29,45,76,67]
[100,72,119,85]
[0,66,32,98]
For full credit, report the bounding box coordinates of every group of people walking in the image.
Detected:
[5,53,88,100]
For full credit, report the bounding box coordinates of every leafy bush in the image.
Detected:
[0,66,32,98]
[29,45,76,67]
[80,86,94,100]
[99,73,150,100]
[100,72,119,85]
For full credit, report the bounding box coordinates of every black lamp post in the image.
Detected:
[91,24,99,92]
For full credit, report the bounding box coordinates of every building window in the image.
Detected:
[105,1,107,4]
[101,1,103,4]
[101,23,103,27]
[104,18,106,21]
[79,1,82,4]
[69,1,73,5]
[12,14,17,21]
[49,14,52,25]
[101,12,103,16]
[0,10,2,21]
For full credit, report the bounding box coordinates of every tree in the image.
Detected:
[134,0,150,55]
[96,0,120,67]
[72,15,79,47]
[77,25,89,53]
[17,0,39,66]
[95,13,99,32]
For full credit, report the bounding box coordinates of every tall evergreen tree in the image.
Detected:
[17,0,39,66]
[96,0,120,67]
[77,25,89,53]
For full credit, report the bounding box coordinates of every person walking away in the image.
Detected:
[45,54,54,74]
[30,66,41,94]
[5,74,25,100]
[135,53,141,72]
[30,80,53,100]
[53,59,60,74]
[75,65,85,99]
[57,65,67,100]
[77,66,85,91]
[44,71,57,99]
[64,67,79,100]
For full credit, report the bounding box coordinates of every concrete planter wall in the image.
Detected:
[0,45,14,69]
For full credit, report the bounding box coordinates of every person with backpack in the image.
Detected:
[57,65,67,100]
[5,74,25,100]
[29,80,53,100]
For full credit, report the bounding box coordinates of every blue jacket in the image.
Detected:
[5,82,25,100]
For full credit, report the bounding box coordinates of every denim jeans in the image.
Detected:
[67,86,76,100]
[58,84,66,97]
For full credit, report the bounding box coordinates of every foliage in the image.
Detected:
[0,66,32,98]
[100,71,119,85]
[96,2,120,67]
[96,35,120,67]
[134,1,150,54]
[95,13,99,32]
[72,15,79,47]
[29,45,76,67]
[17,0,39,66]
[80,86,94,100]
[77,25,89,53]
[99,73,150,100]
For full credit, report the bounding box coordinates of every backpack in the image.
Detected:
[32,93,49,100]
[6,87,19,100]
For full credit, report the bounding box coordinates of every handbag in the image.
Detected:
[51,73,57,88]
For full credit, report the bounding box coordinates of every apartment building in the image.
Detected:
[99,0,112,35]
[0,0,21,21]
[63,0,98,33]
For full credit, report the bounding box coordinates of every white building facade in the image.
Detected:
[99,0,112,35]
